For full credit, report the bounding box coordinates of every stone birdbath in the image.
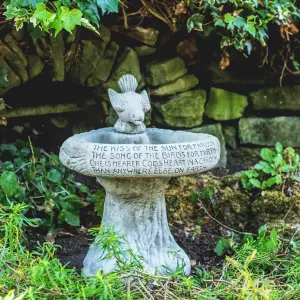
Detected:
[59,74,220,276]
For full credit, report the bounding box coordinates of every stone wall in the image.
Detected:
[0,26,299,165]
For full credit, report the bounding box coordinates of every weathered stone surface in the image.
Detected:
[86,41,119,87]
[27,55,44,79]
[159,89,206,128]
[145,57,187,86]
[96,25,111,43]
[111,26,159,46]
[239,117,300,147]
[70,40,107,86]
[0,59,21,96]
[250,86,300,111]
[191,123,227,168]
[134,45,156,57]
[205,88,248,120]
[4,34,27,67]
[1,43,28,83]
[103,48,142,92]
[50,32,65,82]
[223,126,237,149]
[151,74,199,96]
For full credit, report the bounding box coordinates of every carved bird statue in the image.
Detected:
[108,74,151,134]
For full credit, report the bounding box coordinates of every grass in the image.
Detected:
[0,203,299,300]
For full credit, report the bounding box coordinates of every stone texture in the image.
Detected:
[239,117,300,147]
[205,88,248,120]
[103,48,142,92]
[223,126,237,149]
[111,26,159,46]
[27,55,44,79]
[1,42,28,83]
[4,34,27,67]
[191,123,227,168]
[96,25,111,43]
[86,41,119,87]
[250,86,300,111]
[134,45,156,57]
[0,58,21,96]
[50,32,65,82]
[70,40,107,86]
[145,57,187,86]
[159,89,206,128]
[150,74,199,96]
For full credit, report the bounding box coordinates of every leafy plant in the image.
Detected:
[1,206,299,299]
[186,0,300,54]
[241,142,300,190]
[2,0,120,39]
[0,139,95,229]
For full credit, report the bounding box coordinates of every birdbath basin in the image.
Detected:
[59,75,220,276]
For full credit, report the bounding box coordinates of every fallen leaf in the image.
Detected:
[219,51,230,70]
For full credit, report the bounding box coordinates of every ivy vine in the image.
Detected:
[2,0,120,39]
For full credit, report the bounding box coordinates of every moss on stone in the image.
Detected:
[145,57,187,86]
[239,117,300,147]
[250,86,300,111]
[160,89,206,128]
[223,126,237,149]
[150,74,199,96]
[205,88,248,120]
[103,47,142,92]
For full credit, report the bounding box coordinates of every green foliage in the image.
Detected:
[187,0,300,54]
[3,0,120,39]
[241,142,300,190]
[0,206,299,299]
[0,140,95,229]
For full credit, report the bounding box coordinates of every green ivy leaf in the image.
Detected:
[214,18,225,28]
[0,171,19,197]
[47,169,61,183]
[187,14,204,32]
[60,7,82,33]
[96,0,120,14]
[245,23,256,37]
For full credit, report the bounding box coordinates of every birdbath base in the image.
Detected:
[83,177,191,276]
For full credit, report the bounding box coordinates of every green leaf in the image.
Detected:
[214,18,225,28]
[262,176,278,188]
[60,7,83,33]
[274,154,283,167]
[0,144,18,155]
[224,13,235,23]
[0,171,19,197]
[260,148,276,163]
[245,23,256,37]
[254,161,274,174]
[187,14,204,32]
[275,142,283,153]
[63,209,80,226]
[27,23,46,42]
[96,0,120,14]
[249,178,261,188]
[258,224,267,237]
[47,169,61,183]
[215,238,230,256]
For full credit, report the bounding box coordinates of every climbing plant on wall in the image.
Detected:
[2,0,120,39]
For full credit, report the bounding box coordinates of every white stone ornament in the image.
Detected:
[59,74,221,277]
[108,74,151,134]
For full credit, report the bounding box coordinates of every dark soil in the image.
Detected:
[26,210,223,273]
